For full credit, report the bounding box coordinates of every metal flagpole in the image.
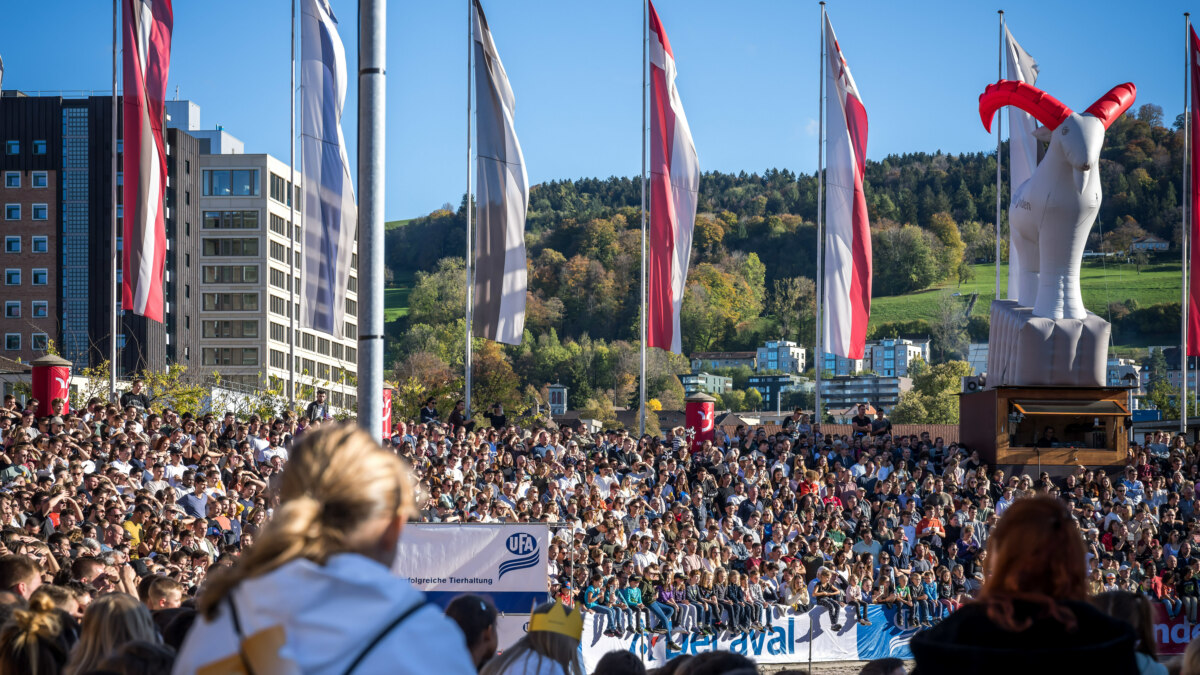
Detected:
[639,0,648,437]
[110,0,119,403]
[465,0,474,420]
[996,10,1004,298]
[288,0,297,408]
[1184,12,1191,434]
[357,0,387,440]
[814,2,825,423]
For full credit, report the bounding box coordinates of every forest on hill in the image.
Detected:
[383,103,1185,422]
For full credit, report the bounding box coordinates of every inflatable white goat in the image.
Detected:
[979,80,1137,319]
[979,80,1136,388]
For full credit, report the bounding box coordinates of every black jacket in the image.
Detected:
[910,599,1138,675]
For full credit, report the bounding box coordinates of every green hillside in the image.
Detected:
[872,260,1182,323]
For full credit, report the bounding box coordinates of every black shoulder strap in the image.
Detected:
[342,601,428,675]
[227,596,258,675]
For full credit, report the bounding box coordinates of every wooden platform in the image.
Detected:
[959,386,1130,469]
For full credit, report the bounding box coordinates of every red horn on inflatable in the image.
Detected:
[1084,83,1137,129]
[978,80,1073,133]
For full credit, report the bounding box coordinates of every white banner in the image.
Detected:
[393,523,550,613]
[578,604,914,671]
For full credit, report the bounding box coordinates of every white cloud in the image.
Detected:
[805,118,819,137]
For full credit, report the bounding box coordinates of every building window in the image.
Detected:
[202,169,259,196]
[201,292,259,311]
[202,265,259,284]
[32,141,47,155]
[3,173,18,188]
[31,301,47,318]
[203,210,260,229]
[3,237,18,254]
[3,334,18,351]
[31,333,47,350]
[4,204,18,220]
[4,141,17,155]
[201,347,259,366]
[3,302,18,318]
[202,320,259,338]
[31,237,47,253]
[31,204,48,221]
[31,172,47,189]
[4,270,19,285]
[202,238,259,257]
[31,269,47,285]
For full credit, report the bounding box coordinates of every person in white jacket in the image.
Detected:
[172,424,476,675]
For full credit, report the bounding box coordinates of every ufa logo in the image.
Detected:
[499,532,540,579]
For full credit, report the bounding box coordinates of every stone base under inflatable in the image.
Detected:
[986,300,1109,388]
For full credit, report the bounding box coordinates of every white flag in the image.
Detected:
[1005,25,1039,305]
[472,0,527,345]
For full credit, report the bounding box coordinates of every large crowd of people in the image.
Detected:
[1,383,1200,673]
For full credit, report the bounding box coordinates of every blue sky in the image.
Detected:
[2,0,1195,218]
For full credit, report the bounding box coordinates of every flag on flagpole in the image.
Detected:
[647,0,699,355]
[1004,25,1039,305]
[472,0,527,346]
[122,0,173,322]
[822,14,871,360]
[300,0,357,337]
[1187,26,1200,355]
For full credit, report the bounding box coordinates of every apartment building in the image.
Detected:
[0,96,59,363]
[196,151,359,409]
[821,337,930,377]
[757,339,807,374]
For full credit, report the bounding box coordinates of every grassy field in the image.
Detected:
[384,271,415,322]
[385,218,413,230]
[870,260,1182,330]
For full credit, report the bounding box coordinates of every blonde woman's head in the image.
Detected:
[199,424,415,617]
[64,593,158,675]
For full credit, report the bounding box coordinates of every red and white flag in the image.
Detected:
[822,14,871,359]
[122,0,173,322]
[647,0,699,354]
[1188,26,1200,355]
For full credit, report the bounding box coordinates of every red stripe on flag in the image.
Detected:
[1189,27,1200,355]
[647,1,673,59]
[647,0,679,351]
[844,93,871,359]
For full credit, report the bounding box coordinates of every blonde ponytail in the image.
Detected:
[0,594,69,675]
[198,424,413,618]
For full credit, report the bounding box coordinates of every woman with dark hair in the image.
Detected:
[910,496,1138,674]
[445,594,499,672]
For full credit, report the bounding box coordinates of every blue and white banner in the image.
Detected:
[393,523,549,613]
[299,0,357,336]
[579,604,914,671]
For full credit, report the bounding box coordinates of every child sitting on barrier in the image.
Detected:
[784,573,810,613]
[696,570,720,633]
[746,569,772,631]
[620,573,648,634]
[895,573,915,629]
[844,573,870,626]
[813,568,843,632]
[603,575,633,636]
[683,571,711,635]
[585,573,618,637]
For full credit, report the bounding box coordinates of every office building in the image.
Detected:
[756,339,807,374]
[196,146,359,409]
[820,374,913,413]
[748,373,810,411]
